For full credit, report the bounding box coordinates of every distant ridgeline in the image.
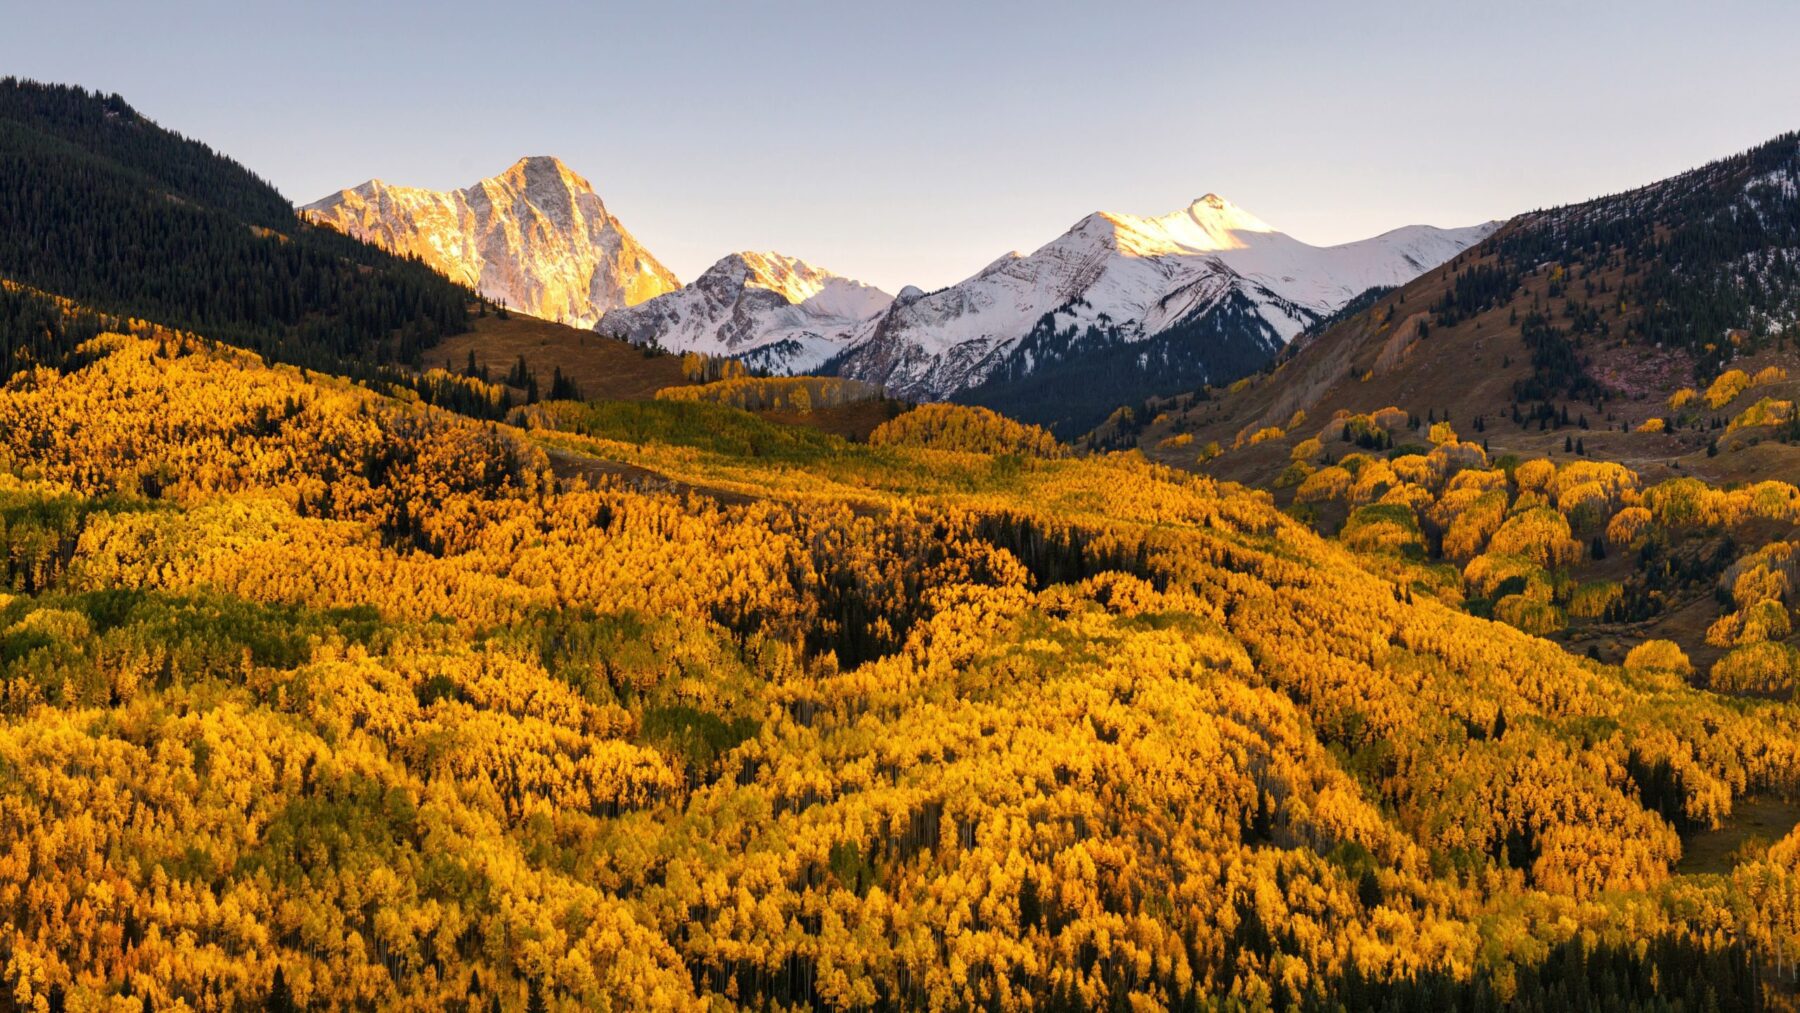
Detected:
[0,78,498,413]
[1451,130,1800,387]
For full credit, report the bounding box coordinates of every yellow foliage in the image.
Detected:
[1512,459,1556,495]
[1705,369,1753,409]
[1726,397,1793,433]
[1708,641,1800,698]
[1606,507,1653,550]
[1707,600,1793,648]
[1462,553,1548,599]
[656,374,882,413]
[1486,507,1582,569]
[0,326,1796,1008]
[1567,582,1623,620]
[868,403,1064,458]
[1494,593,1565,635]
[1623,640,1692,678]
[1296,465,1352,504]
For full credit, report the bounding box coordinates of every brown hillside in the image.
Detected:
[1134,235,1800,490]
[425,310,690,403]
[424,310,908,440]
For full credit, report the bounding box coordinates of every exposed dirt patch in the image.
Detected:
[1678,795,1800,875]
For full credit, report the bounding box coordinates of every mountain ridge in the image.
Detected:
[599,250,891,373]
[1124,129,1800,486]
[302,156,679,328]
[0,77,473,382]
[824,196,1495,432]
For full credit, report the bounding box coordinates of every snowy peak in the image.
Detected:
[689,251,892,320]
[828,197,1497,401]
[714,251,840,304]
[300,157,678,328]
[1096,193,1277,256]
[600,251,891,374]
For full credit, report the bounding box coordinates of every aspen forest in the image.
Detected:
[0,309,1796,1010]
[5,55,1800,1013]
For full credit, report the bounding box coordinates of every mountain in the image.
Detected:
[302,156,679,328]
[10,74,1800,1012]
[599,251,891,373]
[6,304,1797,1009]
[1132,130,1800,488]
[0,77,472,375]
[823,195,1495,434]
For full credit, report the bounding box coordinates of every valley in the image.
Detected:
[0,67,1798,1012]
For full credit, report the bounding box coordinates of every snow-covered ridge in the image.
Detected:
[300,156,679,328]
[599,251,892,374]
[828,196,1499,399]
[303,159,1492,401]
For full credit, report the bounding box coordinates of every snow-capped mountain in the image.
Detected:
[599,251,891,373]
[300,156,678,328]
[829,195,1498,402]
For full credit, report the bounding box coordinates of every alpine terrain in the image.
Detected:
[302,156,679,328]
[5,62,1800,1012]
[1132,131,1800,486]
[599,251,892,373]
[827,195,1496,435]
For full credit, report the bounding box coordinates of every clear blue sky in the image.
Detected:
[6,0,1799,293]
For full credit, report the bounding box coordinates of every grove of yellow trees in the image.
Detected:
[0,331,1796,1009]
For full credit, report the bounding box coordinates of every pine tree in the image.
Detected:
[266,967,296,1013]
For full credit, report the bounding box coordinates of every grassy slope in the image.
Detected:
[427,312,905,440]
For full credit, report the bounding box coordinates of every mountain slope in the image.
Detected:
[2,316,1796,1007]
[302,156,679,328]
[598,251,891,373]
[1136,130,1800,487]
[825,195,1494,431]
[0,77,472,371]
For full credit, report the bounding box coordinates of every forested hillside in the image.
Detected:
[2,74,1799,1013]
[0,79,471,377]
[0,304,1796,1008]
[1131,131,1800,486]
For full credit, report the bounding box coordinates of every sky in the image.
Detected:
[6,0,1800,293]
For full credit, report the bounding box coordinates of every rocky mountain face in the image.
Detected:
[301,156,1491,436]
[598,251,891,373]
[301,156,678,328]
